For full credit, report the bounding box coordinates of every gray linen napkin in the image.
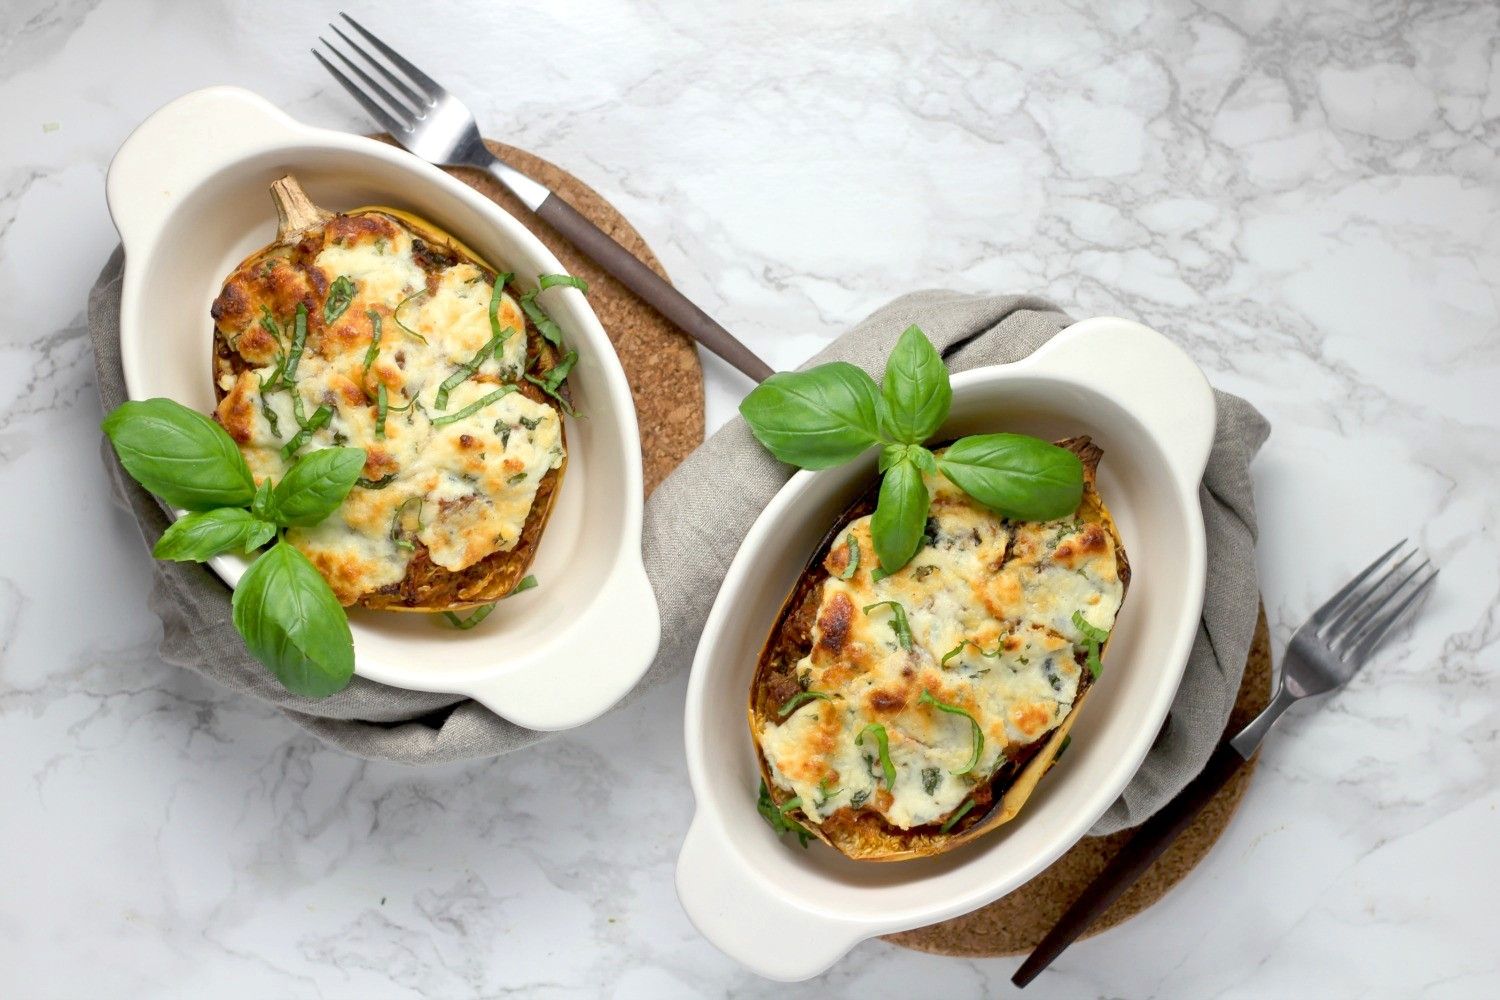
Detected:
[91,252,1267,832]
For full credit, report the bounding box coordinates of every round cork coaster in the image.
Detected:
[373,135,706,493]
[883,605,1273,957]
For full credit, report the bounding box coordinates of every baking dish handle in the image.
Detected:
[459,558,661,732]
[676,816,870,981]
[1022,316,1217,490]
[107,87,305,251]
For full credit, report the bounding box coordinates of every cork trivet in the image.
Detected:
[884,605,1273,957]
[373,135,706,493]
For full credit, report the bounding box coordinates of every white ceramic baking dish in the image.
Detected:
[676,316,1216,979]
[106,87,659,732]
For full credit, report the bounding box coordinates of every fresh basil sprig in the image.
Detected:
[103,397,366,699]
[739,325,1085,575]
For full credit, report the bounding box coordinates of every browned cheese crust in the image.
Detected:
[749,437,1130,861]
[210,209,568,611]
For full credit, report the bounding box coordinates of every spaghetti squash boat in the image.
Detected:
[209,176,570,611]
[750,437,1129,861]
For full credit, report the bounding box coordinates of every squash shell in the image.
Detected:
[748,436,1130,861]
[210,189,567,612]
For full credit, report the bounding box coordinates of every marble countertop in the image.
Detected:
[3,0,1497,996]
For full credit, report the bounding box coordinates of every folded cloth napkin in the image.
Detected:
[91,251,1267,832]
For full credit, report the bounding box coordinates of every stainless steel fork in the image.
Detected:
[1014,539,1439,986]
[314,13,774,384]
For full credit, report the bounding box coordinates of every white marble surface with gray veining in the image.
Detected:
[1,0,1497,996]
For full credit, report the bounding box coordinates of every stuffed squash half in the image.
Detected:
[209,176,570,611]
[750,437,1129,861]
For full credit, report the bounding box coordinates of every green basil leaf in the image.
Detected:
[739,362,887,469]
[908,444,937,475]
[937,433,1084,521]
[509,574,539,595]
[231,540,354,699]
[880,325,951,444]
[152,508,276,562]
[265,447,367,527]
[101,398,256,511]
[870,458,930,574]
[323,275,357,324]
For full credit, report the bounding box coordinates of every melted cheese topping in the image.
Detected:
[757,459,1123,830]
[213,214,564,605]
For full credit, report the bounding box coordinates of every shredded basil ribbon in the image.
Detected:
[509,575,538,595]
[1072,610,1110,679]
[355,473,396,490]
[256,375,280,438]
[280,403,330,459]
[390,496,422,550]
[837,536,860,580]
[324,275,356,324]
[756,779,811,847]
[278,303,308,389]
[537,273,589,293]
[519,290,564,348]
[393,289,429,343]
[375,384,389,438]
[856,722,896,788]
[258,304,281,339]
[443,604,496,630]
[918,690,984,774]
[362,310,382,375]
[939,797,977,834]
[430,386,518,428]
[941,638,1003,666]
[1055,734,1073,761]
[861,600,912,650]
[525,350,578,416]
[777,690,832,718]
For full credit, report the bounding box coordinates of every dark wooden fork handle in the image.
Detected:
[535,193,774,384]
[1012,741,1251,987]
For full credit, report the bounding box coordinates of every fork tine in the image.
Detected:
[1309,539,1407,629]
[1345,568,1438,665]
[329,23,428,112]
[313,49,413,135]
[319,38,420,124]
[338,12,443,101]
[1335,559,1431,651]
[1323,548,1417,640]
